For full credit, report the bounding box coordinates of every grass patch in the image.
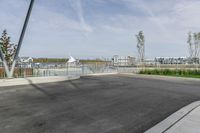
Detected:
[139,69,200,78]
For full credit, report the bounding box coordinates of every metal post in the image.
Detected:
[9,0,35,78]
[0,47,10,77]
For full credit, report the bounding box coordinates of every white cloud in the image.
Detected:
[173,0,200,30]
[1,0,200,58]
[68,0,93,34]
[31,7,87,33]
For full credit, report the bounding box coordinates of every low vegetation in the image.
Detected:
[0,68,33,78]
[33,58,67,63]
[139,69,200,78]
[79,59,108,64]
[33,58,108,63]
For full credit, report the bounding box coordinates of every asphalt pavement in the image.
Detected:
[0,74,200,133]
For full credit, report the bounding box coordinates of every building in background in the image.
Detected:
[19,57,33,63]
[112,55,136,66]
[144,59,155,65]
[155,57,189,64]
[18,57,33,68]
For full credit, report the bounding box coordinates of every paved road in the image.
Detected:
[0,74,200,133]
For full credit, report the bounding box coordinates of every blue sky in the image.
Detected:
[0,0,200,59]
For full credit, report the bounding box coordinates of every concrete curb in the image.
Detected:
[145,101,200,133]
[120,73,200,82]
[0,76,80,87]
[84,73,118,76]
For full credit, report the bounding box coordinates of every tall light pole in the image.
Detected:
[9,0,35,78]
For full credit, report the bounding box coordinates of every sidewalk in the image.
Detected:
[0,76,80,87]
[145,101,200,133]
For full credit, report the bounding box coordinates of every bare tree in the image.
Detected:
[187,32,193,59]
[197,32,200,59]
[187,32,200,64]
[192,32,200,64]
[193,33,198,59]
[136,31,145,63]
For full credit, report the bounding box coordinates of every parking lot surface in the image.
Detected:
[0,75,200,133]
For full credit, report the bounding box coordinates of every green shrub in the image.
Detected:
[139,69,200,78]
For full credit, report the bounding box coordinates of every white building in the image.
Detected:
[113,55,136,66]
[18,57,33,68]
[144,59,155,65]
[155,57,188,64]
[19,57,33,63]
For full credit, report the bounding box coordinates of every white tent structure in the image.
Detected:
[67,56,77,67]
[68,56,76,63]
[66,56,78,75]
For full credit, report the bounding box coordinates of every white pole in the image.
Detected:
[10,0,35,78]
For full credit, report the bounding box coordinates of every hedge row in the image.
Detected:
[139,69,200,78]
[33,58,67,63]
